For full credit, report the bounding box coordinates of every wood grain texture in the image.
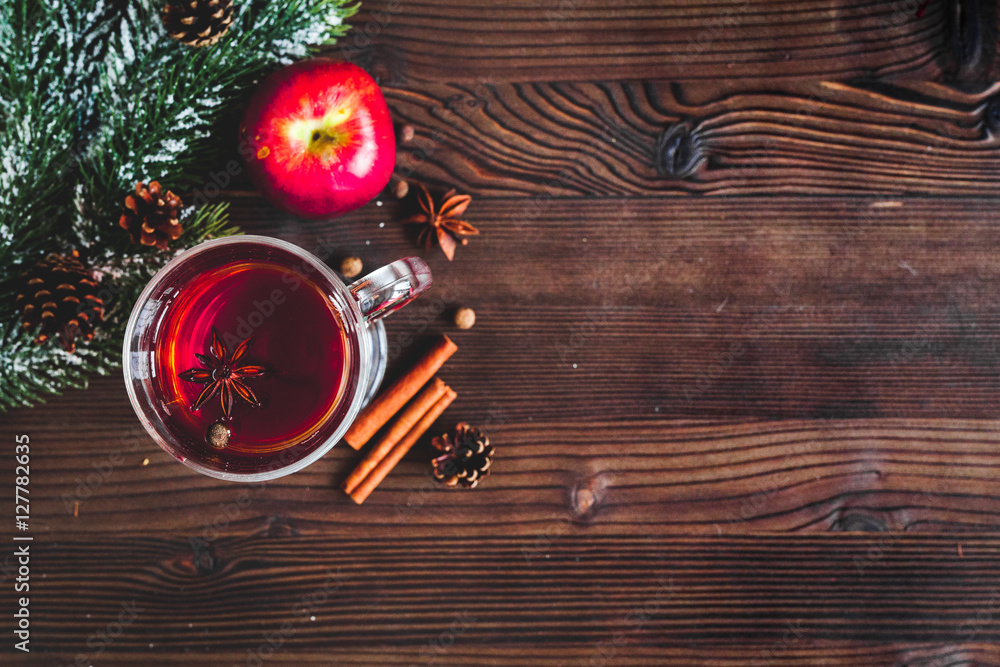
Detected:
[5,535,1000,663]
[9,1,1000,659]
[16,645,1000,667]
[9,388,1000,537]
[215,195,1000,421]
[327,0,964,84]
[383,79,1000,196]
[6,193,1000,660]
[6,197,1000,538]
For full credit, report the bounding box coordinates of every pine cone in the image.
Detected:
[119,181,184,250]
[15,251,106,353]
[431,423,494,489]
[162,0,234,48]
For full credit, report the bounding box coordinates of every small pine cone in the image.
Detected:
[162,0,234,48]
[119,181,184,251]
[14,251,106,353]
[431,423,494,489]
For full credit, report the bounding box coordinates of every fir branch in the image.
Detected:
[75,0,358,242]
[0,202,238,411]
[100,202,239,326]
[0,0,356,410]
[0,319,118,410]
[0,1,80,255]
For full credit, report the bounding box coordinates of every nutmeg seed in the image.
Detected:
[340,256,363,279]
[206,422,230,450]
[454,307,476,330]
[393,179,409,199]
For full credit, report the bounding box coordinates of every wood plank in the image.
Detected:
[6,192,1000,657]
[19,645,1000,666]
[326,0,961,84]
[380,80,1000,197]
[7,197,1000,539]
[7,195,1000,424]
[225,195,999,421]
[7,535,1000,661]
[9,399,1000,535]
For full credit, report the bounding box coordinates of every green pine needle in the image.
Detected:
[0,0,355,410]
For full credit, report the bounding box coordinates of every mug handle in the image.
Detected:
[349,257,433,324]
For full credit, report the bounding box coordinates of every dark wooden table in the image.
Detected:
[6,2,1000,665]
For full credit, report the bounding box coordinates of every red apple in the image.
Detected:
[240,59,396,219]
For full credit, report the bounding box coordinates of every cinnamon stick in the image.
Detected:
[348,386,457,505]
[344,336,458,449]
[341,377,447,495]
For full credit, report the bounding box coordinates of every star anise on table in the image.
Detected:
[178,328,267,419]
[400,184,479,260]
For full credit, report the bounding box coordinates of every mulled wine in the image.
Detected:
[155,258,350,458]
[124,236,432,481]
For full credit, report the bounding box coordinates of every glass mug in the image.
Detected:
[123,235,432,481]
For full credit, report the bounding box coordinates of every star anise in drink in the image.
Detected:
[400,184,479,260]
[178,328,267,419]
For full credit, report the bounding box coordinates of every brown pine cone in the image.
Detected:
[15,251,105,353]
[162,0,234,48]
[431,423,494,489]
[119,181,184,250]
